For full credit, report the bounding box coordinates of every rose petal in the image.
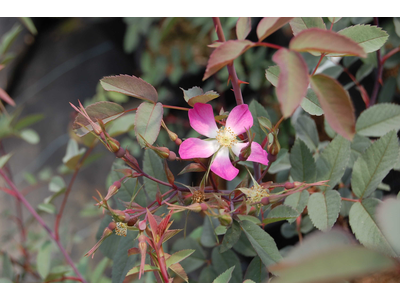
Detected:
[179,138,219,159]
[210,147,239,181]
[226,104,253,135]
[232,142,269,166]
[189,103,219,138]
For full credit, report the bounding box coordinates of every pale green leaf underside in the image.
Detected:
[213,266,235,283]
[289,17,326,36]
[351,130,399,199]
[376,198,400,256]
[290,138,316,183]
[307,190,341,232]
[356,103,400,137]
[349,198,398,257]
[316,135,351,191]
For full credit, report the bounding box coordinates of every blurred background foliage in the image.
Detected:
[1,17,400,283]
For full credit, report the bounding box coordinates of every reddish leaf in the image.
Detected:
[289,28,367,58]
[203,40,254,81]
[100,74,158,103]
[178,163,206,175]
[72,101,124,137]
[146,209,158,241]
[256,17,293,41]
[272,48,309,118]
[0,87,15,106]
[310,74,356,140]
[236,17,252,40]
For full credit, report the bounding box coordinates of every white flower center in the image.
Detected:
[216,127,237,148]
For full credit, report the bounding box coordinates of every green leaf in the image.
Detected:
[349,134,372,167]
[134,102,163,148]
[199,265,218,283]
[290,138,316,183]
[351,130,399,199]
[37,203,56,214]
[62,139,86,169]
[19,17,37,35]
[108,114,135,137]
[316,135,351,191]
[240,220,282,269]
[284,190,309,220]
[244,256,269,283]
[126,264,159,276]
[166,249,195,268]
[172,237,206,273]
[307,190,342,232]
[338,25,389,53]
[112,230,138,283]
[91,257,109,283]
[233,231,257,257]
[0,153,12,169]
[200,216,219,248]
[268,148,291,174]
[289,28,367,57]
[272,48,309,118]
[1,253,13,280]
[73,101,125,137]
[20,128,39,144]
[349,198,398,257]
[100,74,158,103]
[236,17,252,40]
[48,176,65,193]
[143,149,169,203]
[213,266,235,283]
[0,24,22,55]
[293,115,319,152]
[376,197,400,256]
[356,103,400,137]
[328,17,342,24]
[220,219,241,253]
[13,114,44,131]
[203,40,253,80]
[248,100,270,145]
[270,229,395,282]
[289,17,326,36]
[257,17,293,41]
[310,74,356,140]
[181,86,219,107]
[263,205,299,225]
[37,241,53,279]
[211,247,242,283]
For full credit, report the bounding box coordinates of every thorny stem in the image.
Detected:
[212,17,244,106]
[0,168,86,282]
[55,143,95,241]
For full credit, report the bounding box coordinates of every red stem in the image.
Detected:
[45,276,83,283]
[254,42,282,50]
[212,17,244,105]
[0,168,86,282]
[55,144,95,240]
[311,54,325,76]
[341,197,360,203]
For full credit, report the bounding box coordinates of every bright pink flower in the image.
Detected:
[179,103,269,181]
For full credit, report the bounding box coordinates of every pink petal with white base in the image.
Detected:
[226,104,253,135]
[189,103,219,138]
[210,147,239,181]
[232,142,269,166]
[179,138,219,159]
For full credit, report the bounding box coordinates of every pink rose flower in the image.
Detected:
[179,103,269,181]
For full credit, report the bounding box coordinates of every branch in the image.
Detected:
[0,168,86,282]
